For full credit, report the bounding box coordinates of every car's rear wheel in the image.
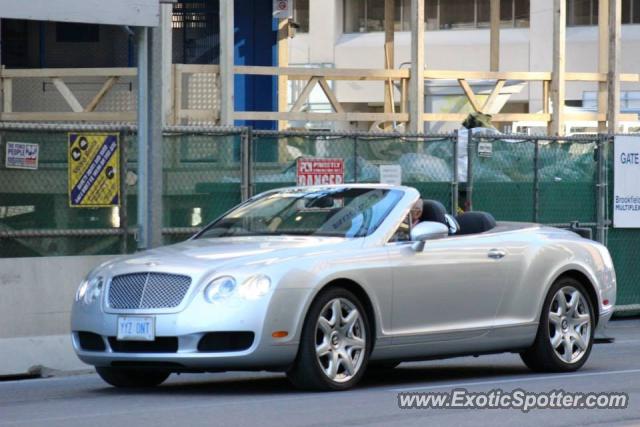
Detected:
[520,277,594,372]
[96,367,170,388]
[287,287,371,391]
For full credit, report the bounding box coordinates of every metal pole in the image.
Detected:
[149,23,164,248]
[533,139,540,223]
[353,137,358,183]
[596,135,607,244]
[119,129,128,254]
[136,27,149,250]
[240,128,251,201]
[452,130,459,214]
[466,129,473,211]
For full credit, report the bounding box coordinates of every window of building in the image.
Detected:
[343,0,529,33]
[567,0,640,26]
[172,1,219,64]
[293,0,310,33]
[56,23,100,43]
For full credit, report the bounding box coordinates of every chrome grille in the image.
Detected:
[107,273,192,310]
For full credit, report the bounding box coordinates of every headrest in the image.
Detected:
[421,200,448,225]
[455,211,497,235]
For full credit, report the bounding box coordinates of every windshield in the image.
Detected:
[197,187,403,239]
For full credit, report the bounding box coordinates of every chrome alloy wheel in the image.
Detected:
[315,298,366,383]
[548,286,592,364]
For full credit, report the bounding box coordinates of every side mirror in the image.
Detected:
[411,221,449,251]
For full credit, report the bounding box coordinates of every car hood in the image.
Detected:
[97,235,360,275]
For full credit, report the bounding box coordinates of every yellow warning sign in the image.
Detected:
[68,133,120,208]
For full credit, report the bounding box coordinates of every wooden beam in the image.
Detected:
[423,70,551,81]
[51,78,83,113]
[490,0,500,71]
[0,112,136,121]
[84,76,118,112]
[423,113,552,122]
[2,67,136,78]
[2,77,12,113]
[219,0,234,125]
[290,77,320,112]
[549,0,566,135]
[234,66,410,80]
[384,0,395,126]
[317,77,345,114]
[598,0,609,132]
[457,79,482,112]
[173,64,183,125]
[482,79,506,113]
[277,18,289,130]
[607,0,621,134]
[542,79,550,115]
[174,64,220,73]
[409,0,425,132]
[233,111,409,122]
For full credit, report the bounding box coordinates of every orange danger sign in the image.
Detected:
[297,158,344,186]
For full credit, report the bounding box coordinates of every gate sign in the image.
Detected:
[5,142,39,170]
[68,133,120,208]
[614,135,640,228]
[297,158,344,186]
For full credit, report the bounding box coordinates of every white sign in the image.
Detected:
[614,135,640,228]
[5,142,39,170]
[478,141,493,158]
[273,0,291,18]
[379,164,402,186]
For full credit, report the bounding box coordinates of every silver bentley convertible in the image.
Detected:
[71,184,616,390]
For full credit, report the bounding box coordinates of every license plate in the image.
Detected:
[117,316,155,341]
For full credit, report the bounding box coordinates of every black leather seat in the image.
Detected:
[455,211,497,235]
[421,200,448,226]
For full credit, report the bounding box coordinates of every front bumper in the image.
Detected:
[71,288,311,370]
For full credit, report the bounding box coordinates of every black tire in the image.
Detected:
[287,287,372,391]
[520,277,595,372]
[96,367,170,388]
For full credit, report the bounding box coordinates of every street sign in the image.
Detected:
[297,158,344,186]
[273,0,291,18]
[614,135,640,228]
[5,142,39,170]
[68,133,120,208]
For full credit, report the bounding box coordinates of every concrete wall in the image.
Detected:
[0,255,117,376]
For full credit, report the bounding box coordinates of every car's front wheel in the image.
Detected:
[287,287,371,391]
[520,277,594,372]
[96,367,170,388]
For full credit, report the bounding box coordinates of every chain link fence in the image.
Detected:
[0,123,638,312]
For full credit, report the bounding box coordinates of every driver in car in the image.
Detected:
[410,199,423,228]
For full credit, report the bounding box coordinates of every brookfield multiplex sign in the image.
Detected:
[614,135,640,228]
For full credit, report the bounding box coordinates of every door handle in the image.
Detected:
[488,249,506,259]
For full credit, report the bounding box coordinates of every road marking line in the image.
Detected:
[391,368,640,392]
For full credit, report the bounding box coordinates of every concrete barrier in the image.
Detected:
[0,255,117,376]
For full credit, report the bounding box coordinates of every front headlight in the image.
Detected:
[203,275,272,303]
[204,276,237,303]
[75,276,104,305]
[238,275,271,300]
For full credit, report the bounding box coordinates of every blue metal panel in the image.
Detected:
[233,0,277,131]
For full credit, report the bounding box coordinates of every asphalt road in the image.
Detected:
[1,319,640,427]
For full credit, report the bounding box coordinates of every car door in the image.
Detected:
[387,232,511,344]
